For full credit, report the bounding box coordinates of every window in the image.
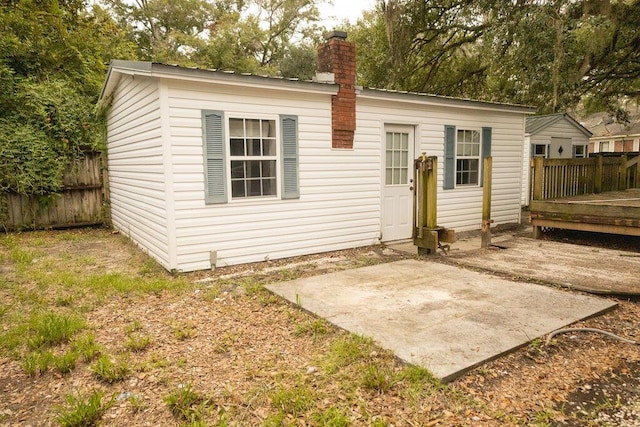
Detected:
[443,125,491,190]
[385,131,409,185]
[573,145,587,158]
[202,111,299,204]
[600,141,610,152]
[455,129,481,185]
[229,118,277,199]
[533,144,548,158]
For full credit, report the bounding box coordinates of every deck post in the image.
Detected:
[595,155,603,194]
[481,157,492,248]
[426,157,438,229]
[532,157,544,201]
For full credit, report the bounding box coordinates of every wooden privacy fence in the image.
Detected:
[530,154,640,201]
[1,152,106,231]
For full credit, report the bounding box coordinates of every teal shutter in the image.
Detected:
[280,115,299,199]
[444,125,456,189]
[202,110,227,204]
[480,127,492,186]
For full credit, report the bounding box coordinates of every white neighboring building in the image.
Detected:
[101,32,535,272]
[521,113,592,206]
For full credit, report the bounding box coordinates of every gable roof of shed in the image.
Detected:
[525,113,592,137]
[101,60,537,114]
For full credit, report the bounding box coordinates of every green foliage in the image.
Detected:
[54,389,115,427]
[351,0,640,116]
[23,350,54,376]
[311,407,350,426]
[91,354,130,383]
[323,334,375,373]
[53,351,79,374]
[293,318,329,339]
[397,365,439,386]
[360,363,395,392]
[164,383,209,422]
[0,0,134,199]
[269,383,314,416]
[26,311,85,350]
[124,333,153,352]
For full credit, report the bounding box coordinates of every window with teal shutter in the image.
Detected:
[280,115,299,199]
[443,125,456,189]
[443,124,492,188]
[202,110,227,204]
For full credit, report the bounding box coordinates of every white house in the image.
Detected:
[521,113,592,205]
[100,32,535,272]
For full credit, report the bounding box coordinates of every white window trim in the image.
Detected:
[384,130,411,187]
[533,144,548,158]
[225,114,281,203]
[572,144,587,158]
[455,128,482,187]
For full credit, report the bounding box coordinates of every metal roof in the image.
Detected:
[100,60,339,100]
[525,113,592,137]
[101,60,537,114]
[359,87,536,114]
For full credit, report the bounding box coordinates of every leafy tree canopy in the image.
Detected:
[350,0,640,117]
[0,0,134,195]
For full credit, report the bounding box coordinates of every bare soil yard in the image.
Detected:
[1,228,639,426]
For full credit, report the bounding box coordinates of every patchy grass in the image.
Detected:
[3,229,633,426]
[54,389,115,427]
[269,382,315,416]
[71,332,102,362]
[124,333,153,352]
[164,383,210,423]
[293,318,329,339]
[90,354,131,383]
[170,320,198,341]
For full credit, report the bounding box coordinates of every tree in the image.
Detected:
[350,0,501,98]
[0,0,134,196]
[196,0,324,76]
[351,0,640,117]
[104,0,221,63]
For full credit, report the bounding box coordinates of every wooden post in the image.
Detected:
[481,157,492,248]
[619,155,628,190]
[636,160,640,189]
[426,156,437,229]
[532,157,544,201]
[595,155,603,194]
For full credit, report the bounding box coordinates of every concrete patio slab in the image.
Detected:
[267,259,616,381]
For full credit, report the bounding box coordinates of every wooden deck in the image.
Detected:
[530,188,640,238]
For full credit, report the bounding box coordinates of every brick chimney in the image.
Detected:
[317,31,356,149]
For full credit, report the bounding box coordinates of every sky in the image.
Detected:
[318,0,378,28]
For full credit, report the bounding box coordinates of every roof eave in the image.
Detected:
[358,88,537,114]
[100,60,339,98]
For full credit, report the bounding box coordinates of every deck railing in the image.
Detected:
[530,154,639,201]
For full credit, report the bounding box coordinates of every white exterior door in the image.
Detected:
[381,125,415,241]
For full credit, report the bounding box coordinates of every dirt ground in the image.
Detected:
[1,227,639,426]
[447,232,640,295]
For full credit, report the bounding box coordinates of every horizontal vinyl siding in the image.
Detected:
[522,135,531,205]
[359,99,525,232]
[168,81,380,271]
[529,120,591,147]
[106,75,170,268]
